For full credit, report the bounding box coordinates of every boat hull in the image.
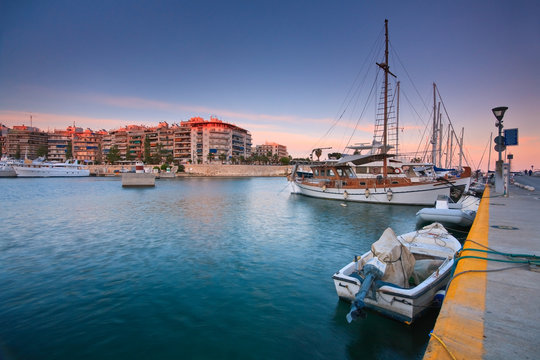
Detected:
[291,178,469,206]
[13,166,90,177]
[416,208,475,227]
[333,264,451,323]
[332,224,459,324]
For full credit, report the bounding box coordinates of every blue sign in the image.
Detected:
[504,128,518,146]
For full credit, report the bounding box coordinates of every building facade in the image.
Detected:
[255,141,288,159]
[2,117,253,164]
[5,125,48,159]
[181,117,252,164]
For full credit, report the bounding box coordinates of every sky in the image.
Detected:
[1,0,539,171]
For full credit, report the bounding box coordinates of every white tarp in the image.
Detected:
[370,228,416,288]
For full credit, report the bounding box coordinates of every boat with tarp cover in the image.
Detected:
[333,223,461,324]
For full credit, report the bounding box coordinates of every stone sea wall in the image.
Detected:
[183,164,291,177]
[88,164,292,177]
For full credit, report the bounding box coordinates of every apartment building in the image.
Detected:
[73,128,104,163]
[2,116,253,164]
[181,117,252,164]
[255,141,288,159]
[5,125,48,159]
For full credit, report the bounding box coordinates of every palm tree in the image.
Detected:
[207,152,215,163]
[315,148,322,161]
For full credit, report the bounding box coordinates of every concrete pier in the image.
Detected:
[121,173,156,187]
[424,176,540,359]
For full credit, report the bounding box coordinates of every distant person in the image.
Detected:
[529,169,533,176]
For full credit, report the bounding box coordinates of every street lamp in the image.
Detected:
[492,106,508,193]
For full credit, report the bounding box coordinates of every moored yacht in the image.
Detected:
[13,159,90,177]
[289,20,471,205]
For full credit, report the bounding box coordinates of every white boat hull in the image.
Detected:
[332,224,460,324]
[416,208,475,227]
[13,165,90,177]
[291,177,470,206]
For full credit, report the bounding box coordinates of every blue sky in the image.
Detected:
[1,0,539,170]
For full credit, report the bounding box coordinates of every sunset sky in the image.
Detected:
[1,1,539,171]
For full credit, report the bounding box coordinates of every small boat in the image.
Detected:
[332,223,461,324]
[0,157,19,177]
[416,195,478,228]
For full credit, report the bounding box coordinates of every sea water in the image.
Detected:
[0,176,439,359]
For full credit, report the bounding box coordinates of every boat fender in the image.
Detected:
[386,189,393,201]
[394,168,401,174]
[433,290,445,307]
[343,190,348,199]
[364,189,370,198]
[322,185,327,192]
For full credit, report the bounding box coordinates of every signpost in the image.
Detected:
[504,128,518,146]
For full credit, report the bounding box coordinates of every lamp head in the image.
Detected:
[492,106,508,121]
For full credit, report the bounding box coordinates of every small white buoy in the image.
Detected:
[340,203,347,207]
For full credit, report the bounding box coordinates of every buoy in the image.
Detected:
[364,189,370,198]
[343,190,349,199]
[394,168,401,174]
[386,189,393,201]
[340,203,347,207]
[433,290,445,307]
[322,185,327,192]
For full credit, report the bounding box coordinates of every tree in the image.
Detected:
[279,157,291,165]
[36,145,48,158]
[152,144,163,164]
[207,152,215,163]
[15,144,21,160]
[166,153,174,164]
[219,153,227,164]
[328,152,342,160]
[95,144,103,165]
[125,151,134,161]
[314,148,322,161]
[66,140,73,159]
[144,135,151,164]
[107,145,120,164]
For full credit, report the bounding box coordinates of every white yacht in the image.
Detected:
[13,159,90,177]
[0,157,19,177]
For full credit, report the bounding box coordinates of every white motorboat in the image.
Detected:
[0,157,19,177]
[416,195,478,228]
[13,159,90,177]
[332,223,461,324]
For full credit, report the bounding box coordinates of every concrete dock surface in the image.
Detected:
[424,176,540,359]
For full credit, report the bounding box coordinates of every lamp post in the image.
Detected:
[492,106,508,193]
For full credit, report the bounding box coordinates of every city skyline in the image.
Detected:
[1,1,539,170]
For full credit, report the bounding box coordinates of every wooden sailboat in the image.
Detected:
[289,20,471,205]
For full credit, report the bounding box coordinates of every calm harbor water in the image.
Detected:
[1,176,441,360]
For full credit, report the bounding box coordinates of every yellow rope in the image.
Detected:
[429,331,457,360]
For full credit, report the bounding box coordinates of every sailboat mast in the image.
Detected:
[432,83,437,166]
[396,81,400,158]
[382,19,389,178]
